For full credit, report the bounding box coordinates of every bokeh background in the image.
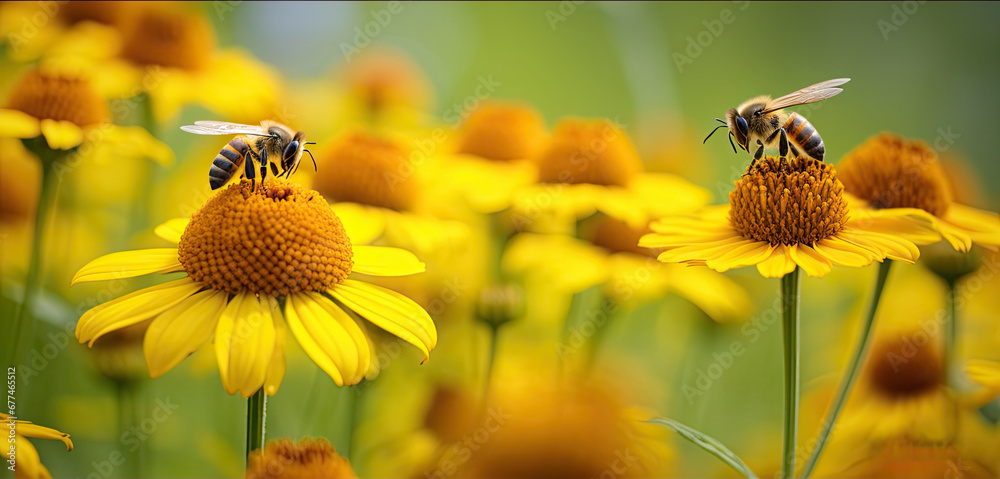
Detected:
[2,2,999,478]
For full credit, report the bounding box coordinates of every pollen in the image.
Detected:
[119,5,215,71]
[312,131,417,212]
[178,181,353,297]
[247,437,357,479]
[589,217,657,258]
[456,102,547,161]
[536,118,642,187]
[866,332,943,399]
[6,69,109,127]
[729,156,848,246]
[838,133,953,217]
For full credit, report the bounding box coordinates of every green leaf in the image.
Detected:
[648,417,758,479]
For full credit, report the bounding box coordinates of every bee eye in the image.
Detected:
[282,141,299,162]
[736,117,749,137]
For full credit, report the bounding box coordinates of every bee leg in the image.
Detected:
[245,151,257,191]
[778,128,790,162]
[270,162,280,177]
[752,139,765,163]
[258,147,269,185]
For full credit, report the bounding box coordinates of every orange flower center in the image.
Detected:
[6,69,109,127]
[59,1,134,28]
[838,133,952,217]
[456,103,547,161]
[588,217,657,258]
[312,132,417,211]
[119,7,214,71]
[536,118,642,187]
[729,156,848,246]
[178,181,352,297]
[344,49,431,115]
[866,332,943,399]
[247,437,357,479]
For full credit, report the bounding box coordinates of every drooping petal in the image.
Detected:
[154,218,190,244]
[14,435,51,479]
[705,240,775,272]
[655,236,750,264]
[14,422,73,450]
[72,248,183,285]
[0,108,41,139]
[144,289,228,378]
[284,292,371,386]
[787,244,833,277]
[664,264,752,323]
[813,237,880,268]
[943,203,1000,249]
[215,293,276,398]
[40,118,85,150]
[77,278,201,345]
[756,245,796,278]
[351,245,425,276]
[329,279,436,362]
[840,229,920,263]
[263,296,286,396]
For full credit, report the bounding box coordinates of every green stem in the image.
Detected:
[10,160,59,367]
[800,260,892,478]
[944,280,958,389]
[245,389,266,468]
[780,267,801,479]
[482,324,501,406]
[583,297,618,375]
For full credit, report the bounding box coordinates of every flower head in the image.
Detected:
[839,133,1000,251]
[119,4,215,72]
[247,437,357,479]
[642,156,926,278]
[455,101,548,162]
[1,67,109,150]
[73,180,436,397]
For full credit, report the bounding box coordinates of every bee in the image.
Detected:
[703,78,850,167]
[180,120,317,190]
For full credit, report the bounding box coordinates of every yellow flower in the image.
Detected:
[511,117,710,232]
[0,66,171,161]
[72,181,436,397]
[833,441,997,479]
[428,101,548,214]
[838,133,1000,252]
[311,130,466,256]
[246,437,357,479]
[640,156,930,278]
[339,46,434,127]
[1,413,73,479]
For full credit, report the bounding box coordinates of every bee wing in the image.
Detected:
[180,121,271,136]
[761,78,850,114]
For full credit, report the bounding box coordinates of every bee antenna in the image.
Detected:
[304,141,316,145]
[728,132,737,154]
[703,124,728,144]
[304,149,318,171]
[715,118,726,125]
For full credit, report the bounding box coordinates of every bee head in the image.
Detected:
[725,107,749,152]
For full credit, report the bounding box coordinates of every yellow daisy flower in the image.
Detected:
[833,440,997,479]
[425,101,549,215]
[246,437,357,479]
[72,181,436,397]
[511,117,711,233]
[1,413,73,479]
[311,130,466,256]
[838,133,1000,252]
[339,46,434,128]
[640,156,930,278]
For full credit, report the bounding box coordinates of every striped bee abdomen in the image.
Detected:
[783,112,825,162]
[209,137,249,190]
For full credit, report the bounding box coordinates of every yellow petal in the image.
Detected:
[154,218,190,244]
[841,229,920,263]
[756,245,796,278]
[263,297,286,396]
[91,124,175,166]
[14,422,73,451]
[72,248,183,285]
[351,245,425,276]
[216,294,276,398]
[813,237,879,268]
[14,435,52,479]
[285,292,371,386]
[333,202,385,245]
[942,203,1000,249]
[705,240,774,272]
[77,278,201,345]
[787,244,833,278]
[0,108,41,139]
[40,119,85,150]
[144,290,228,378]
[329,279,436,362]
[665,265,752,323]
[655,236,749,264]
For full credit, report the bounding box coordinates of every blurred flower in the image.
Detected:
[0,140,40,224]
[430,101,548,214]
[474,283,526,329]
[834,441,996,479]
[838,133,1000,252]
[1,412,73,479]
[641,156,928,278]
[246,437,356,479]
[511,117,710,233]
[339,46,434,127]
[72,181,436,397]
[89,319,151,381]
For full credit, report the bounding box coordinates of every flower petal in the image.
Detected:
[655,235,749,264]
[329,279,436,362]
[72,248,183,285]
[154,218,189,244]
[756,245,796,278]
[40,118,85,150]
[263,296,285,396]
[351,245,425,276]
[333,202,385,245]
[942,203,1000,249]
[705,240,775,272]
[77,278,201,345]
[787,244,833,278]
[215,293,276,398]
[144,289,227,378]
[0,108,41,139]
[284,292,371,386]
[14,422,73,451]
[813,237,880,268]
[14,435,51,479]
[840,229,920,263]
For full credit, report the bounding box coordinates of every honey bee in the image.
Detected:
[704,78,850,166]
[180,120,317,190]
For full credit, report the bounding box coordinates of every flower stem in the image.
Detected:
[944,279,958,388]
[800,260,892,478]
[780,266,801,479]
[10,159,59,368]
[245,389,266,469]
[482,323,501,407]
